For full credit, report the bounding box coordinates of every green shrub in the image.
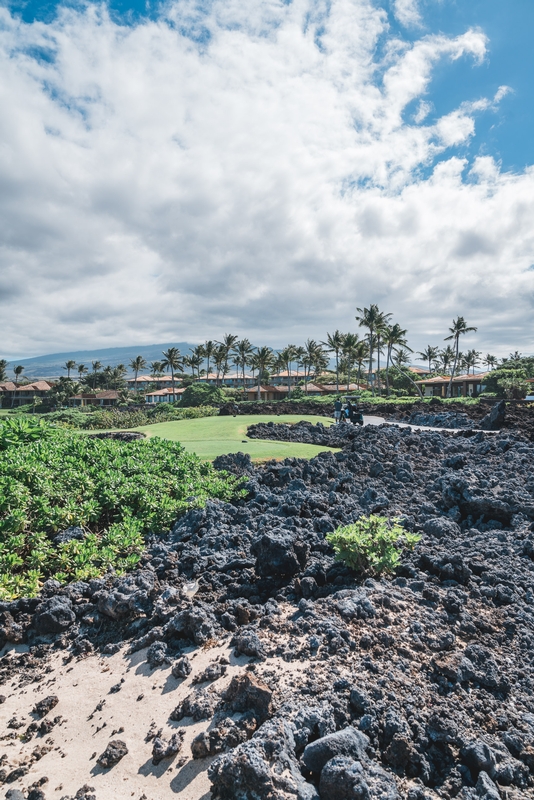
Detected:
[288,387,306,399]
[176,406,219,420]
[46,404,219,430]
[326,515,420,575]
[0,429,244,598]
[0,417,52,450]
[181,383,226,407]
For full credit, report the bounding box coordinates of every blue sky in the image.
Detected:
[394,0,534,173]
[5,0,533,171]
[1,0,533,358]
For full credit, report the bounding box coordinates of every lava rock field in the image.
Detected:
[2,415,534,799]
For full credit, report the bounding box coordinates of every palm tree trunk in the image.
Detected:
[385,346,391,397]
[368,329,374,395]
[398,367,423,399]
[335,351,339,394]
[377,336,381,396]
[447,339,459,398]
[171,366,175,403]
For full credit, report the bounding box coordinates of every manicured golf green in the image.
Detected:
[132,414,337,461]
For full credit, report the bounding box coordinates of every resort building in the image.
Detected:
[417,372,490,398]
[69,391,120,407]
[145,387,187,403]
[0,380,54,407]
[126,375,180,391]
[197,373,256,387]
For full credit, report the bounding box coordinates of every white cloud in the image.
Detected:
[393,0,422,28]
[0,0,532,359]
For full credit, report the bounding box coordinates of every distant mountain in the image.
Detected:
[6,343,197,379]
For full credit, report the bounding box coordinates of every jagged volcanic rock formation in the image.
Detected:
[2,420,534,798]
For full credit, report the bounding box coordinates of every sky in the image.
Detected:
[1,0,534,360]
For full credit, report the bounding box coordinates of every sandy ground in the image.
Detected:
[0,633,310,800]
[0,640,248,799]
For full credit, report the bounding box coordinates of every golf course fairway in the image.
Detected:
[133,414,337,461]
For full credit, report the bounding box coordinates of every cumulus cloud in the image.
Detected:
[393,0,422,28]
[0,0,533,358]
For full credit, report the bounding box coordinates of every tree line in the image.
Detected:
[2,308,529,402]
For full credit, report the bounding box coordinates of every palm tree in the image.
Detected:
[278,345,298,397]
[10,364,24,406]
[321,330,344,394]
[299,340,323,394]
[393,348,423,398]
[150,361,164,377]
[293,346,305,382]
[384,323,409,396]
[0,359,7,382]
[189,352,204,380]
[203,341,216,381]
[483,354,498,371]
[190,345,205,379]
[444,317,478,397]
[217,333,239,383]
[112,364,128,389]
[313,349,329,382]
[77,364,88,382]
[374,323,388,396]
[439,345,456,375]
[354,339,369,389]
[183,355,193,375]
[417,346,440,374]
[356,305,392,395]
[63,360,76,379]
[102,365,113,389]
[234,339,254,390]
[341,333,360,392]
[129,355,147,392]
[213,344,227,386]
[233,352,246,390]
[249,346,275,401]
[464,349,481,375]
[161,347,183,403]
[91,360,102,390]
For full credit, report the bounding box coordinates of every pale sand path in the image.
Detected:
[0,635,310,800]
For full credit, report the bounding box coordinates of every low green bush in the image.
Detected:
[46,404,219,430]
[0,428,244,599]
[0,417,52,450]
[181,383,226,407]
[326,515,420,575]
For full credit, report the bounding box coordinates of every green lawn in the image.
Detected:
[131,414,337,461]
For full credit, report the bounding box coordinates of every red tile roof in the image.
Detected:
[145,387,186,396]
[417,372,490,384]
[319,384,365,391]
[19,381,54,392]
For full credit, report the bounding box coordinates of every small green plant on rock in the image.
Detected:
[326,515,420,575]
